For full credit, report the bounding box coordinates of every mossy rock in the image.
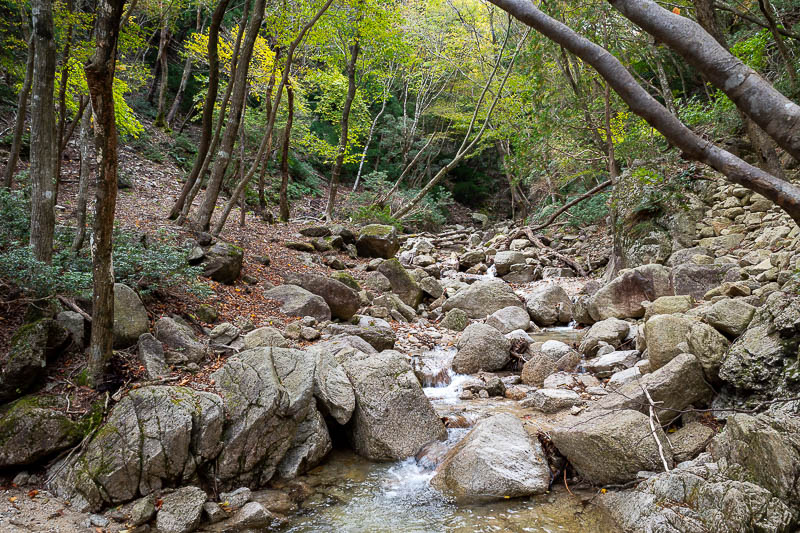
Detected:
[331,272,361,291]
[0,319,69,402]
[285,241,316,253]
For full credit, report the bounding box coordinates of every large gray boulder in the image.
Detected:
[48,386,224,512]
[243,326,289,350]
[493,250,525,277]
[578,317,630,357]
[672,262,735,300]
[356,224,400,258]
[285,272,360,320]
[589,264,673,320]
[154,317,206,364]
[525,284,572,326]
[276,401,332,478]
[325,323,396,351]
[155,486,207,533]
[486,305,531,334]
[0,319,69,401]
[0,396,81,467]
[113,283,149,348]
[308,345,356,425]
[644,313,695,371]
[210,347,315,488]
[686,321,730,381]
[137,333,170,379]
[551,409,673,485]
[201,242,243,285]
[431,413,550,502]
[441,279,523,319]
[704,298,755,337]
[340,349,446,460]
[377,258,423,307]
[452,323,511,374]
[263,284,331,322]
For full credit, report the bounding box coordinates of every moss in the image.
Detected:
[359,224,394,237]
[74,368,92,387]
[73,398,107,438]
[331,272,361,291]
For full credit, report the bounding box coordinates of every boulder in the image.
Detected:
[285,272,360,320]
[671,422,715,463]
[201,242,243,284]
[155,317,206,364]
[0,396,81,467]
[493,250,525,276]
[308,345,355,425]
[419,276,444,299]
[431,413,550,502]
[341,349,446,460]
[704,298,755,337]
[137,333,170,379]
[299,226,331,237]
[0,319,69,401]
[48,386,224,512]
[441,308,469,331]
[363,271,392,292]
[459,250,486,270]
[643,295,692,320]
[276,401,332,478]
[578,318,630,357]
[243,326,290,350]
[686,321,730,380]
[584,350,639,378]
[520,388,583,412]
[225,502,273,529]
[155,486,207,533]
[263,285,331,322]
[377,259,423,307]
[644,314,694,371]
[441,279,523,319]
[524,284,572,326]
[671,263,734,300]
[520,356,556,387]
[666,246,710,266]
[551,409,673,485]
[486,306,531,334]
[113,283,149,348]
[356,224,400,258]
[56,310,86,347]
[589,264,673,320]
[452,323,511,374]
[325,323,396,351]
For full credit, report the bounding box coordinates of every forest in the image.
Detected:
[0,0,799,531]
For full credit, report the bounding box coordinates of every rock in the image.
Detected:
[155,317,206,364]
[671,422,715,462]
[685,321,730,380]
[129,495,156,526]
[202,242,243,284]
[264,285,331,322]
[578,318,630,357]
[704,298,755,336]
[0,396,81,467]
[210,347,314,488]
[643,295,692,320]
[493,250,525,276]
[520,356,556,387]
[377,259,423,307]
[431,413,549,502]
[356,224,400,258]
[48,387,224,512]
[308,345,355,425]
[285,273,360,320]
[113,283,149,348]
[202,502,226,524]
[524,284,572,326]
[363,271,392,292]
[441,279,523,319]
[672,263,734,300]
[520,388,583,412]
[471,213,489,227]
[155,486,207,533]
[299,226,331,237]
[542,267,575,279]
[219,487,251,511]
[589,264,673,320]
[486,306,531,334]
[226,501,273,529]
[325,323,396,351]
[441,308,469,331]
[137,333,170,379]
[243,326,289,349]
[607,366,641,388]
[0,319,69,401]
[453,323,511,374]
[419,276,444,299]
[341,349,446,460]
[584,350,639,377]
[503,264,538,283]
[194,304,218,324]
[208,322,240,346]
[459,250,486,270]
[666,246,711,266]
[56,310,86,347]
[285,241,315,252]
[593,353,713,422]
[551,409,673,485]
[644,314,694,371]
[276,402,332,478]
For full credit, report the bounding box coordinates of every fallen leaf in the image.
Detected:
[672,7,680,14]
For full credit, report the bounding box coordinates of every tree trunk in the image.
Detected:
[153,22,169,129]
[71,100,92,253]
[166,6,202,127]
[29,0,57,263]
[85,0,124,388]
[325,40,360,221]
[167,0,231,219]
[55,0,74,204]
[192,0,266,231]
[485,0,800,226]
[607,0,800,163]
[279,84,295,222]
[2,36,34,188]
[353,90,389,191]
[758,0,797,90]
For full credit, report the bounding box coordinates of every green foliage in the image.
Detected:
[731,30,770,71]
[353,204,403,230]
[533,190,610,229]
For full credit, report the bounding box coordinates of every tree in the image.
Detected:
[29,0,58,263]
[85,0,125,387]
[484,0,800,226]
[3,35,34,188]
[279,83,295,221]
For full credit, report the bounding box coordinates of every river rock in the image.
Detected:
[0,319,69,401]
[113,283,149,348]
[441,308,469,331]
[686,321,730,380]
[243,326,290,349]
[493,250,525,276]
[520,355,556,387]
[643,295,692,320]
[155,486,207,533]
[551,409,673,485]
[459,249,486,270]
[377,258,423,307]
[524,284,572,326]
[486,305,531,334]
[309,345,356,425]
[325,323,396,351]
[285,273,360,320]
[589,264,673,320]
[584,350,639,378]
[671,263,734,300]
[155,317,206,364]
[578,317,630,357]
[0,395,81,467]
[671,421,715,463]
[202,242,243,284]
[431,413,550,502]
[703,298,755,336]
[264,285,332,322]
[644,314,694,371]
[276,402,332,478]
[48,386,224,512]
[453,323,511,374]
[356,224,400,258]
[341,349,446,460]
[520,388,583,412]
[441,279,523,319]
[226,501,273,529]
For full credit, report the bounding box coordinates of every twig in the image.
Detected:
[57,295,92,322]
[643,386,670,473]
[528,180,612,232]
[564,467,574,496]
